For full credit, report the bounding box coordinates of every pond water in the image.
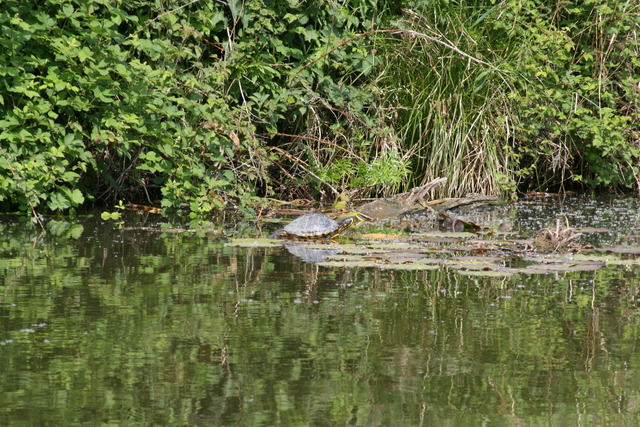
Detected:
[1,195,640,426]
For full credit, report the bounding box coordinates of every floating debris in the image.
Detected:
[240,196,640,273]
[532,216,583,253]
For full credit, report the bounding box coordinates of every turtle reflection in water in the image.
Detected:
[269,212,366,240]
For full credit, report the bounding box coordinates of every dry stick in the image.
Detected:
[290,28,497,83]
[265,148,309,193]
[0,145,45,230]
[259,132,366,163]
[398,29,497,69]
[317,104,373,130]
[268,146,340,196]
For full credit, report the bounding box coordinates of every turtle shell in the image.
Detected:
[275,213,356,239]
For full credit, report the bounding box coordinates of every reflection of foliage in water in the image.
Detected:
[0,210,639,425]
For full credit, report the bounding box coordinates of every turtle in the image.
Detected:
[268,213,364,240]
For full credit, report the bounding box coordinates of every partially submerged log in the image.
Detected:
[426,194,501,214]
[357,177,447,220]
[357,178,501,222]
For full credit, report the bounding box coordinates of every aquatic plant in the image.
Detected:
[532,217,583,253]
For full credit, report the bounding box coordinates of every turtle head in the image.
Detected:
[343,212,370,225]
[335,212,369,233]
[335,216,355,234]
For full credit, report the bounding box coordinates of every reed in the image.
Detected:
[375,6,518,198]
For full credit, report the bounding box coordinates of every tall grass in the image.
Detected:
[376,5,518,198]
[376,1,640,197]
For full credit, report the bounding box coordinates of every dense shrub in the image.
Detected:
[0,0,259,215]
[1,0,637,219]
[0,0,405,217]
[382,0,640,196]
[502,0,640,191]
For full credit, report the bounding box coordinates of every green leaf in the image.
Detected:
[70,189,84,205]
[62,171,80,182]
[61,4,74,17]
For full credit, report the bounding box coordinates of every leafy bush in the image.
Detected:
[1,0,637,220]
[490,0,640,191]
[0,0,265,216]
[0,0,411,217]
[221,0,408,199]
[377,0,640,196]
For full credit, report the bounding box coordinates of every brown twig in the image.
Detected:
[259,132,366,163]
[268,146,340,196]
[398,28,496,69]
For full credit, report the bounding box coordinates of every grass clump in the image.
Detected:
[375,0,640,198]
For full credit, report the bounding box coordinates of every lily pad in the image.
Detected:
[338,246,378,255]
[521,253,577,263]
[595,245,640,254]
[371,250,427,259]
[317,259,379,268]
[296,242,346,250]
[522,261,603,273]
[600,259,640,266]
[412,234,469,243]
[359,233,401,239]
[473,239,519,246]
[574,227,611,233]
[446,258,501,270]
[571,254,621,263]
[571,253,640,266]
[417,231,477,238]
[325,254,375,263]
[449,255,504,263]
[449,245,498,254]
[377,255,444,266]
[365,242,427,250]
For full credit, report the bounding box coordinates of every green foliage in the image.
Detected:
[316,149,410,194]
[1,0,637,218]
[377,0,640,196]
[221,0,407,199]
[489,0,640,191]
[0,0,409,215]
[0,0,266,215]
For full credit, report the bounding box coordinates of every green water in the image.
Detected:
[1,199,640,426]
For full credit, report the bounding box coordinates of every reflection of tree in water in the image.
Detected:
[3,212,640,425]
[216,244,351,304]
